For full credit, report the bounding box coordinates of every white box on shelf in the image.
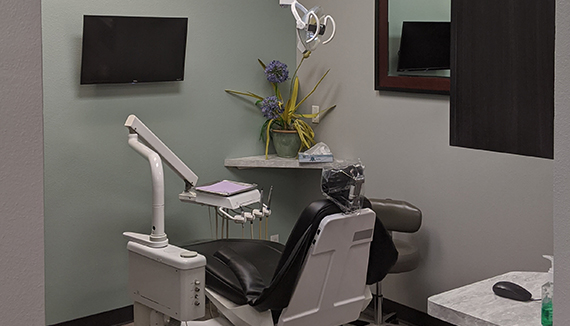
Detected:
[298,153,334,163]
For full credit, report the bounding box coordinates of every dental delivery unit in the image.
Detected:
[123,114,267,325]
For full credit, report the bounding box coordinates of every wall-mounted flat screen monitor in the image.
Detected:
[80,15,188,84]
[397,21,450,72]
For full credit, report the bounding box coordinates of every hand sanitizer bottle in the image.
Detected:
[541,255,553,326]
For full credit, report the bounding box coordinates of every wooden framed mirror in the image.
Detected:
[374,0,450,94]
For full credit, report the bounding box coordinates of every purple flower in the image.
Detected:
[260,96,283,119]
[264,60,289,84]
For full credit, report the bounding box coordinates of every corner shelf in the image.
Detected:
[224,154,346,170]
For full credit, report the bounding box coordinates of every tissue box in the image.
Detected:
[298,153,334,163]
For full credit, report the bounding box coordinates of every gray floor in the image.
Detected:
[122,307,416,326]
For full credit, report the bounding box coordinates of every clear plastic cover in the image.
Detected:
[321,162,365,213]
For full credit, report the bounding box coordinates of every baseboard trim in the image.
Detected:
[49,299,450,326]
[383,298,454,326]
[49,305,133,326]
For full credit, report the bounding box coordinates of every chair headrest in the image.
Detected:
[321,162,365,212]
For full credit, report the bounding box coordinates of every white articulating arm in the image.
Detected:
[124,114,199,248]
[125,115,198,189]
[127,133,167,247]
[124,115,263,248]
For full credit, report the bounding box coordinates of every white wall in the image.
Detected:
[554,0,570,324]
[297,0,553,312]
[0,0,45,325]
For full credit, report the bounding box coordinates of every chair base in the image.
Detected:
[206,288,274,326]
[133,301,233,326]
[347,283,402,326]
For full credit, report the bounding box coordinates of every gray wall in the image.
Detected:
[297,0,553,312]
[42,1,299,324]
[554,0,570,324]
[0,0,45,324]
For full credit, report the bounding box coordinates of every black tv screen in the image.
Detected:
[397,21,450,72]
[80,15,188,84]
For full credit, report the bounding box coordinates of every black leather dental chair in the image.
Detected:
[183,198,399,326]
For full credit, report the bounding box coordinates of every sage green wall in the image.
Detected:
[42,1,301,324]
[298,0,553,313]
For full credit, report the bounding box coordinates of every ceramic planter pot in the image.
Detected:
[271,129,302,158]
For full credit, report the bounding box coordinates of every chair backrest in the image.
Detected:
[250,199,398,316]
[276,207,377,326]
[250,200,343,312]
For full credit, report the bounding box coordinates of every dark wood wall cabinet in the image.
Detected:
[450,0,555,159]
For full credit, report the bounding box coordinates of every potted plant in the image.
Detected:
[225,57,334,159]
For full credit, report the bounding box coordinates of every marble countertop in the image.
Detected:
[428,271,549,326]
[224,154,347,169]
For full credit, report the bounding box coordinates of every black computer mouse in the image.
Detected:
[492,281,533,301]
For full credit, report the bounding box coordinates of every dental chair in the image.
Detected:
[182,198,398,326]
[174,163,399,326]
[122,114,399,326]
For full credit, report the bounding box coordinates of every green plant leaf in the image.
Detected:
[289,56,306,99]
[225,89,264,101]
[293,119,316,150]
[260,120,270,140]
[295,69,330,110]
[274,84,282,101]
[265,119,274,159]
[282,99,292,127]
[288,77,300,118]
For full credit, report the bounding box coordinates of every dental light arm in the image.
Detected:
[124,115,264,247]
[126,133,168,247]
[125,114,198,189]
[124,115,199,248]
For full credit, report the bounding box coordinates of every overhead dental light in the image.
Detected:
[283,0,336,57]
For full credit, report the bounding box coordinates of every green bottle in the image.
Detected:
[541,255,553,326]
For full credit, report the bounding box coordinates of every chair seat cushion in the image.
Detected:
[390,239,420,273]
[183,239,285,305]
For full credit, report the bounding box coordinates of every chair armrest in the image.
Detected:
[369,198,422,233]
[214,246,266,302]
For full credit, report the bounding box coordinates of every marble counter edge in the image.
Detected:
[428,300,500,326]
[224,154,347,169]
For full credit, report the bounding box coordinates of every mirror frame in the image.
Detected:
[374,0,450,94]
